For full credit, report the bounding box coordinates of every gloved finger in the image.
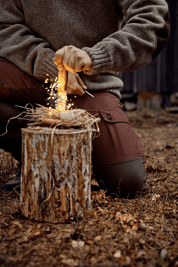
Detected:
[75,73,87,89]
[63,53,76,73]
[67,84,85,96]
[68,54,77,73]
[66,85,74,95]
[74,55,92,73]
[62,49,76,73]
[66,72,85,96]
[54,55,64,71]
[54,46,68,69]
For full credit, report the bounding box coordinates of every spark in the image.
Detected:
[45,70,73,114]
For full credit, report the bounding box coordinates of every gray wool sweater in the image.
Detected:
[0,0,170,98]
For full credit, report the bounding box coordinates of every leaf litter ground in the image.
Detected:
[0,110,178,267]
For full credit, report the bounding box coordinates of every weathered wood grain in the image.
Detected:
[20,127,92,223]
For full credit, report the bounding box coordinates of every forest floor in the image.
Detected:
[0,109,178,267]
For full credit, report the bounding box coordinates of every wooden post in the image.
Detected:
[20,126,92,223]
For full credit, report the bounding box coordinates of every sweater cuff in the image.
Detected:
[42,55,58,81]
[82,42,112,75]
[34,50,58,82]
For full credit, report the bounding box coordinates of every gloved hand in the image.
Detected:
[67,72,87,96]
[54,45,92,73]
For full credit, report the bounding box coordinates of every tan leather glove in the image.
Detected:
[54,45,92,73]
[67,72,87,96]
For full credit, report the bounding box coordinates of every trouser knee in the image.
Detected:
[93,157,146,199]
[0,101,25,162]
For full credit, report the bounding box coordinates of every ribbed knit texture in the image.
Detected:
[0,0,170,99]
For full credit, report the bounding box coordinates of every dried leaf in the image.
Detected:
[152,194,160,201]
[115,211,136,223]
[71,240,85,248]
[137,250,145,259]
[139,222,146,230]
[113,250,121,258]
[90,257,97,264]
[86,240,94,245]
[132,223,138,231]
[95,236,103,241]
[125,256,131,264]
[60,254,67,259]
[115,212,122,220]
[61,258,78,266]
[12,220,23,229]
[139,238,146,244]
[160,248,167,259]
[123,225,130,233]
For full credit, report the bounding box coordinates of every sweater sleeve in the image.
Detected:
[0,0,58,81]
[82,0,170,75]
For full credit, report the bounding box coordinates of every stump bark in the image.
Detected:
[20,126,92,223]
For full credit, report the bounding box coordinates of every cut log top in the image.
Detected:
[23,126,90,135]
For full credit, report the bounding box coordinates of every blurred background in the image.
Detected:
[120,0,178,112]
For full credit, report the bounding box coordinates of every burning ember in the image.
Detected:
[55,67,67,111]
[45,67,68,112]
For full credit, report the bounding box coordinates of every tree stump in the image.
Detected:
[20,126,92,223]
